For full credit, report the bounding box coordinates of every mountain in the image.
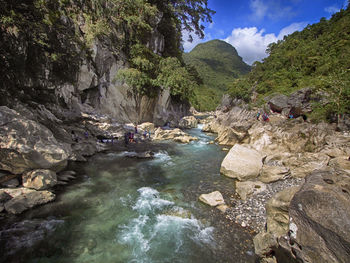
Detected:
[183,39,251,111]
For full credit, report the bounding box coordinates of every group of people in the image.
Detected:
[256,111,269,122]
[124,129,151,145]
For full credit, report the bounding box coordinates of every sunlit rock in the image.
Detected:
[199,191,225,207]
[220,144,263,181]
[22,169,57,190]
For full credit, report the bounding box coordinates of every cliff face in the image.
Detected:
[0,3,189,127]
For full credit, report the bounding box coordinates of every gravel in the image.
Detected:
[225,177,304,233]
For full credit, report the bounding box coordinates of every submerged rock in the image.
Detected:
[199,191,225,207]
[3,188,55,214]
[220,144,263,181]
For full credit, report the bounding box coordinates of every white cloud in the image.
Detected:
[250,0,268,20]
[324,6,340,14]
[224,22,307,65]
[249,0,296,21]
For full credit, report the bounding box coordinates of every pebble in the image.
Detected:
[225,177,304,233]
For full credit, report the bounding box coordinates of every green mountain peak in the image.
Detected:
[183,39,251,111]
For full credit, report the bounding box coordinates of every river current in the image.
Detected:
[0,126,256,263]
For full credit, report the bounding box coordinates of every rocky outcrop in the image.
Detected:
[0,106,71,175]
[285,169,350,263]
[2,188,55,214]
[268,88,312,116]
[153,127,198,143]
[22,169,57,190]
[178,116,198,129]
[220,144,263,180]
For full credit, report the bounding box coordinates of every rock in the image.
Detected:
[1,178,19,188]
[22,169,57,190]
[220,144,263,181]
[235,181,266,200]
[268,94,289,113]
[199,191,225,207]
[178,116,198,129]
[215,127,243,146]
[57,171,76,182]
[4,188,55,214]
[329,156,350,173]
[153,127,197,143]
[138,122,155,133]
[217,204,229,213]
[253,231,277,257]
[266,186,300,237]
[0,190,12,203]
[0,106,71,174]
[124,151,155,159]
[222,147,230,151]
[259,165,291,183]
[287,169,350,263]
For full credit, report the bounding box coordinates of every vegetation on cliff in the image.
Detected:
[183,40,251,111]
[0,0,214,104]
[227,3,350,122]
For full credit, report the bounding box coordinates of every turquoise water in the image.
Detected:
[1,127,255,263]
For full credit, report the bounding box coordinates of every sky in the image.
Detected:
[183,0,348,65]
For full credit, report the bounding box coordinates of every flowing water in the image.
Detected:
[0,126,256,263]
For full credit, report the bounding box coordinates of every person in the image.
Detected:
[143,130,147,139]
[130,132,134,143]
[134,125,138,134]
[256,111,261,120]
[148,130,151,139]
[262,113,269,122]
[289,114,294,119]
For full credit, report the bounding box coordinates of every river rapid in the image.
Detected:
[0,126,256,263]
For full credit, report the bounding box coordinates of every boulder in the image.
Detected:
[215,127,245,146]
[4,188,55,214]
[0,106,71,174]
[153,128,197,143]
[266,186,300,237]
[1,178,19,188]
[253,231,278,257]
[220,144,263,181]
[235,181,266,200]
[287,169,350,263]
[22,169,57,190]
[199,191,225,207]
[329,156,350,173]
[268,94,289,113]
[138,122,155,133]
[178,116,198,129]
[259,165,291,183]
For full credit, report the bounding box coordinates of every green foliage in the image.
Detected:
[238,4,350,120]
[0,0,213,104]
[183,39,251,110]
[156,57,196,100]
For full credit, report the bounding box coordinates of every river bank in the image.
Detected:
[0,125,258,263]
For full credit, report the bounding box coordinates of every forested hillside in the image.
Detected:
[0,0,213,107]
[228,3,350,122]
[183,40,251,111]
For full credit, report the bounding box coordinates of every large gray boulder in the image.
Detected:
[0,106,71,174]
[3,188,55,214]
[287,169,350,263]
[220,144,263,181]
[22,169,57,190]
[178,116,198,129]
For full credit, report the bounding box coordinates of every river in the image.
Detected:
[0,126,256,263]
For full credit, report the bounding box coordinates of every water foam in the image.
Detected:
[117,187,216,262]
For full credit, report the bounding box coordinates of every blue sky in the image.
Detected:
[183,0,348,65]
